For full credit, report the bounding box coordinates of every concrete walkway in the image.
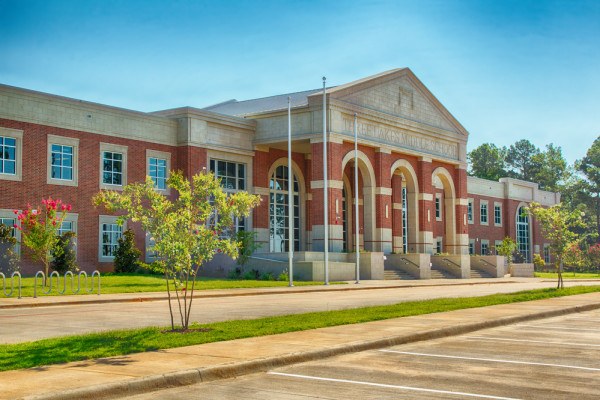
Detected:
[2,291,599,400]
[2,278,598,344]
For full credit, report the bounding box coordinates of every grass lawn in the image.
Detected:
[0,273,344,298]
[535,272,600,279]
[1,285,600,371]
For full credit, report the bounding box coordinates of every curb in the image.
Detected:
[0,280,521,310]
[21,299,600,400]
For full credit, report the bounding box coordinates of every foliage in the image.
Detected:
[494,237,518,266]
[234,230,261,272]
[260,272,275,281]
[576,136,600,241]
[278,269,289,282]
[227,268,242,279]
[505,139,540,182]
[0,224,19,274]
[113,229,142,273]
[14,199,71,282]
[586,244,600,272]
[243,269,260,280]
[563,244,585,271]
[533,253,545,272]
[51,231,77,274]
[94,170,261,330]
[3,285,600,372]
[467,143,507,181]
[526,202,586,289]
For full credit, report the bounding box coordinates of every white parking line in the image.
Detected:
[379,350,600,371]
[268,372,523,400]
[516,324,599,332]
[462,336,600,347]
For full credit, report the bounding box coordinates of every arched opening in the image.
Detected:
[432,167,457,254]
[516,204,531,263]
[267,159,306,252]
[341,150,376,251]
[390,159,419,253]
[341,174,353,252]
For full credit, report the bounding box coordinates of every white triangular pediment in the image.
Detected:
[328,69,467,135]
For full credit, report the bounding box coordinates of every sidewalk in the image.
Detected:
[3,291,600,400]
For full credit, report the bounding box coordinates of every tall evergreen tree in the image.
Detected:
[577,136,600,241]
[505,139,540,181]
[467,143,507,181]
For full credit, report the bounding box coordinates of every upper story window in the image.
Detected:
[149,158,167,190]
[103,152,123,186]
[480,202,488,224]
[51,144,73,181]
[435,194,442,221]
[0,137,16,175]
[210,159,245,191]
[494,203,502,226]
[467,199,473,223]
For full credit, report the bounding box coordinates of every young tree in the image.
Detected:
[467,143,507,181]
[527,202,586,289]
[94,170,261,331]
[494,237,518,276]
[113,228,141,273]
[14,199,71,283]
[51,231,78,274]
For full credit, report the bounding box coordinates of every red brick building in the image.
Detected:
[0,69,558,278]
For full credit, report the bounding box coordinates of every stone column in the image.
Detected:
[417,157,434,254]
[453,165,469,255]
[391,173,404,253]
[374,148,392,253]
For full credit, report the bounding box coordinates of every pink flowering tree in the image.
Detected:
[94,170,261,331]
[14,198,71,283]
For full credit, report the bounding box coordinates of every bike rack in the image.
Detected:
[0,271,21,298]
[34,270,101,298]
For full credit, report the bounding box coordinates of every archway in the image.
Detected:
[390,159,420,253]
[516,202,532,263]
[341,150,376,251]
[431,166,457,254]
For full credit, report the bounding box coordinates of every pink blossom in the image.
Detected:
[66,204,72,211]
[52,221,57,226]
[61,204,66,211]
[12,209,18,215]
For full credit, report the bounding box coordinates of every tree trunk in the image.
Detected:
[164,267,175,330]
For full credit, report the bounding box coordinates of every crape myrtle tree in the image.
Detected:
[526,202,586,289]
[94,170,261,331]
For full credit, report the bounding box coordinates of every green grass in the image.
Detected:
[535,272,600,279]
[2,285,600,372]
[0,273,345,298]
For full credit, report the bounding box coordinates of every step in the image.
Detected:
[383,269,417,280]
[430,267,459,279]
[470,268,495,279]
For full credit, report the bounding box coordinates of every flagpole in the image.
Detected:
[323,76,329,285]
[354,113,360,284]
[288,96,294,287]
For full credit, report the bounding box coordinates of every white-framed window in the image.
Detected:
[146,150,171,193]
[0,217,16,237]
[47,135,79,186]
[436,237,443,254]
[494,202,502,226]
[100,143,128,190]
[516,205,530,263]
[480,201,488,225]
[435,193,442,221]
[210,159,246,191]
[469,239,475,255]
[57,221,73,236]
[481,240,489,256]
[467,198,474,224]
[98,215,126,262]
[0,209,21,253]
[0,128,23,182]
[270,165,300,252]
[543,244,550,264]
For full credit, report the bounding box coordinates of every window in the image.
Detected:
[269,165,300,252]
[146,150,171,193]
[0,217,15,237]
[481,240,489,256]
[480,201,488,224]
[47,135,79,186]
[0,128,23,182]
[435,193,442,221]
[543,244,550,263]
[402,187,408,253]
[0,209,21,253]
[469,239,474,255]
[210,159,245,190]
[0,137,16,176]
[494,203,502,226]
[516,205,530,263]
[98,215,126,262]
[57,221,73,236]
[495,240,502,255]
[467,199,474,224]
[436,238,442,254]
[100,143,128,189]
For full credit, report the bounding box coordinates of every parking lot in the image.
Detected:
[124,309,600,399]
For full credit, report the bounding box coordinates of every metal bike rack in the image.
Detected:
[0,271,21,298]
[34,270,101,298]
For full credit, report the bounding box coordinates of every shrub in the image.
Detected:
[51,231,77,274]
[512,251,526,264]
[533,253,545,271]
[235,230,261,274]
[277,269,289,282]
[261,272,275,281]
[228,268,242,279]
[113,229,141,273]
[0,223,19,274]
[243,269,260,280]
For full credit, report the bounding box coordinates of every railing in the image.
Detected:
[442,258,462,269]
[477,258,497,268]
[398,257,421,269]
[34,271,101,298]
[0,272,21,298]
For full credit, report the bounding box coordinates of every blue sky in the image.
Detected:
[1,0,598,163]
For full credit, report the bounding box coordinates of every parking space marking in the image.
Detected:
[462,336,600,347]
[267,372,523,400]
[379,350,600,371]
[516,324,599,332]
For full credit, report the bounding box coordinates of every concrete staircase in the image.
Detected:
[470,268,495,279]
[383,269,417,280]
[430,266,459,279]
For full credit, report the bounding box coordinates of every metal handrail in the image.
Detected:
[0,272,21,298]
[476,258,496,268]
[442,258,462,269]
[34,271,101,298]
[399,257,421,269]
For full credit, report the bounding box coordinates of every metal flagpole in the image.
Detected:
[354,113,360,284]
[288,97,294,287]
[323,77,329,285]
